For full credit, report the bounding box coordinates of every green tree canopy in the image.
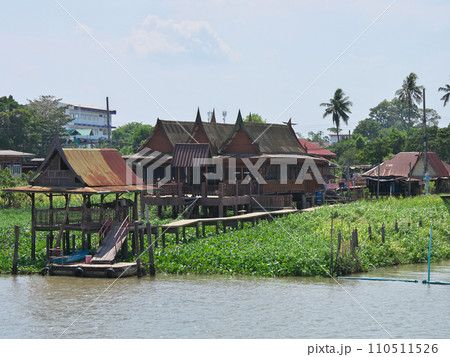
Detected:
[112,122,153,155]
[244,113,265,123]
[395,72,423,136]
[367,98,419,130]
[320,88,352,142]
[27,95,72,156]
[0,96,35,153]
[438,81,450,107]
[307,131,329,146]
[353,119,381,141]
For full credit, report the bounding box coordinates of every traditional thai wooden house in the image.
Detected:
[130,110,331,217]
[4,136,151,263]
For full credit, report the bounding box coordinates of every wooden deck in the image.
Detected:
[153,208,301,245]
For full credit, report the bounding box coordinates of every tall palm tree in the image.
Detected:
[395,73,422,136]
[438,82,450,107]
[320,88,352,142]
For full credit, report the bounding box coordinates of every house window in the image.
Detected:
[12,163,21,176]
[264,166,279,181]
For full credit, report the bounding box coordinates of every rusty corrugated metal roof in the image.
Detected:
[172,143,211,167]
[363,152,450,179]
[63,148,143,186]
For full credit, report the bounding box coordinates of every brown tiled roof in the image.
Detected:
[172,143,211,167]
[246,122,305,153]
[159,120,194,145]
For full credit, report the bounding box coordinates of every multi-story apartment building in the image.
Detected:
[60,102,117,146]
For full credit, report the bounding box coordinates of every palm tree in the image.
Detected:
[320,88,352,142]
[438,82,450,107]
[395,73,422,136]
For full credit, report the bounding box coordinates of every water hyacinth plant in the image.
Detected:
[151,195,450,277]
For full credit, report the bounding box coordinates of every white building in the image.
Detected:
[328,132,352,144]
[60,102,116,145]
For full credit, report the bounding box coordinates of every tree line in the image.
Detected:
[0,95,153,156]
[312,73,450,165]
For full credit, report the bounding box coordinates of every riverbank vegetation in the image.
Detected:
[151,195,449,277]
[1,195,449,276]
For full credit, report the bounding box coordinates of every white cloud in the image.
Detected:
[125,14,240,61]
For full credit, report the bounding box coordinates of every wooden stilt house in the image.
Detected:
[128,109,332,217]
[4,135,151,261]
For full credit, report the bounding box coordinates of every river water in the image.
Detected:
[0,261,449,339]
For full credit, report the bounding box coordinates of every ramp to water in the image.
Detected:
[91,224,126,264]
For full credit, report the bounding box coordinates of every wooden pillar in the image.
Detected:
[121,235,128,260]
[46,234,50,260]
[81,194,87,250]
[139,228,144,252]
[146,222,155,275]
[381,224,385,244]
[72,234,76,253]
[219,183,224,218]
[65,230,70,254]
[115,194,120,221]
[12,225,20,275]
[134,221,142,277]
[31,193,36,259]
[100,194,105,223]
[49,232,54,250]
[49,193,53,228]
[157,205,162,218]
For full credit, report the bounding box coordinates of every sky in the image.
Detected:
[1,0,450,137]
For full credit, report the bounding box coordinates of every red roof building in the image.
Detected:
[298,139,336,159]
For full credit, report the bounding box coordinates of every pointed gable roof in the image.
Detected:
[219,110,259,154]
[139,118,194,152]
[210,109,216,123]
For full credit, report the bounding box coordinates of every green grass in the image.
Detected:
[1,195,449,276]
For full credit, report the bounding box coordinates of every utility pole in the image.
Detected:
[106,96,111,145]
[422,88,429,195]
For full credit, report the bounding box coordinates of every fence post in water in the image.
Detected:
[336,231,342,276]
[350,230,355,254]
[330,218,334,276]
[12,225,20,275]
[146,222,156,276]
[134,221,142,277]
[381,224,385,244]
[427,228,432,282]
